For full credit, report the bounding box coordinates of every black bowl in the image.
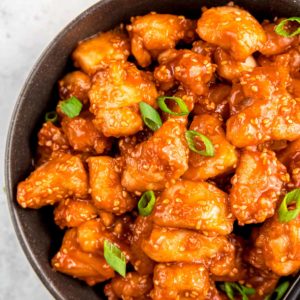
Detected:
[5,0,300,299]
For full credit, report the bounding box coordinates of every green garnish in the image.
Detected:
[275,17,300,37]
[139,102,162,131]
[59,96,82,118]
[157,96,189,116]
[278,188,300,222]
[138,191,156,216]
[185,130,215,157]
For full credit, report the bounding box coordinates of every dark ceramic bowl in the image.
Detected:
[5,0,300,299]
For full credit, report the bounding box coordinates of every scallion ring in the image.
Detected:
[139,102,162,131]
[138,190,156,216]
[185,130,215,157]
[264,281,290,300]
[278,188,300,222]
[45,111,58,123]
[220,282,255,300]
[157,96,189,116]
[275,17,300,37]
[103,240,126,277]
[59,96,83,118]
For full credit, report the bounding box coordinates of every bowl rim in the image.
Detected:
[5,0,300,299]
[5,1,112,298]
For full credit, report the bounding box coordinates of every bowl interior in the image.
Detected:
[5,0,300,299]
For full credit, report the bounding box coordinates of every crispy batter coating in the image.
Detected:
[88,156,136,215]
[151,263,210,300]
[227,66,300,147]
[105,272,153,300]
[17,153,88,208]
[184,114,238,180]
[121,119,189,192]
[72,30,130,75]
[52,228,114,285]
[214,47,256,81]
[247,214,300,276]
[278,138,300,188]
[127,13,196,67]
[88,61,158,137]
[153,180,234,235]
[141,225,234,266]
[61,112,111,154]
[54,198,98,228]
[197,6,266,61]
[230,149,287,225]
[154,49,215,95]
[58,71,91,104]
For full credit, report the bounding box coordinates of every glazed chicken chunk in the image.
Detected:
[151,263,211,300]
[183,114,238,181]
[17,153,88,208]
[247,214,300,276]
[121,119,189,192]
[230,149,287,225]
[72,30,130,75]
[197,6,266,61]
[153,180,234,235]
[154,49,215,95]
[88,156,136,215]
[127,13,196,67]
[52,228,114,286]
[227,66,300,147]
[88,61,158,137]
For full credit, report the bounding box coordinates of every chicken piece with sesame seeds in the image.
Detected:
[52,228,114,286]
[154,49,215,96]
[151,263,211,300]
[214,47,257,81]
[54,198,98,229]
[197,6,266,61]
[88,156,136,215]
[153,180,234,235]
[141,225,234,266]
[58,71,91,105]
[61,112,112,154]
[104,272,153,300]
[278,138,300,188]
[121,119,189,192]
[36,122,70,165]
[260,20,299,56]
[193,84,231,120]
[226,66,300,147]
[17,153,88,209]
[72,29,130,75]
[246,213,300,276]
[129,216,155,275]
[88,61,158,137]
[230,149,288,225]
[127,13,196,67]
[183,114,238,181]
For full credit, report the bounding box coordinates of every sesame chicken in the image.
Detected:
[88,61,158,137]
[127,13,196,67]
[230,149,287,225]
[72,29,130,75]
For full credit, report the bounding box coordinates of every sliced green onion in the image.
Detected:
[264,281,290,300]
[45,111,58,123]
[139,102,162,131]
[185,130,215,157]
[138,191,156,216]
[59,96,83,118]
[221,282,255,300]
[275,17,300,37]
[278,188,300,222]
[103,240,126,277]
[157,96,189,116]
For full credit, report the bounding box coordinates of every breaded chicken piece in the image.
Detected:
[197,6,266,61]
[17,153,88,208]
[127,13,196,67]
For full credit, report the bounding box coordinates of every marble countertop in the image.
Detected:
[0,1,99,298]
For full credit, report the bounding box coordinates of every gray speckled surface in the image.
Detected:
[0,1,99,299]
